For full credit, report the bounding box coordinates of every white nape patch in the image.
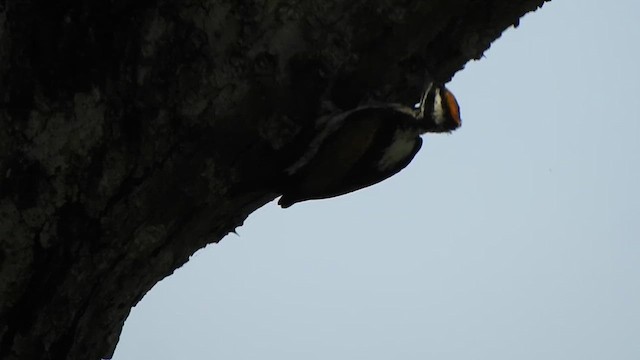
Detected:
[377,129,416,171]
[415,81,434,119]
[432,88,446,125]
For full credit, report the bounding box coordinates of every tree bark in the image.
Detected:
[0,0,549,359]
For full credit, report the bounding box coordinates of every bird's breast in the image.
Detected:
[376,129,419,171]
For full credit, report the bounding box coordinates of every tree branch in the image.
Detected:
[0,0,550,359]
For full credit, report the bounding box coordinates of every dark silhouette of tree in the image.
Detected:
[0,0,550,359]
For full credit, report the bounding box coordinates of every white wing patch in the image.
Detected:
[377,129,417,171]
[432,88,446,125]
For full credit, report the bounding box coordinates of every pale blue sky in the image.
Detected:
[114,1,640,359]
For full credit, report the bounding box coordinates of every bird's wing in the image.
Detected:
[316,136,423,199]
[286,111,383,194]
[279,107,422,207]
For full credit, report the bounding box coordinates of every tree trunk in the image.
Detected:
[0,0,549,359]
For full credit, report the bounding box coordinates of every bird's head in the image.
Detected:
[418,84,462,133]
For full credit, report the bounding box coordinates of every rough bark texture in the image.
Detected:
[0,0,550,359]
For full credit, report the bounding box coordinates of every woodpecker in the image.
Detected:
[277,82,461,208]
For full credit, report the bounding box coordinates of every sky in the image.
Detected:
[113,1,640,359]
